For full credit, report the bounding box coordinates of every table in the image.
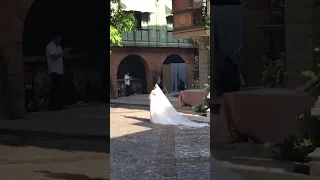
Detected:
[177,89,208,108]
[211,89,313,144]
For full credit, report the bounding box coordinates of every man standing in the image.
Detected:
[46,35,70,110]
[124,72,132,96]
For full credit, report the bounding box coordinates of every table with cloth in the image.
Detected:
[211,89,313,144]
[177,89,208,108]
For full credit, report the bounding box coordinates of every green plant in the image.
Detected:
[272,136,314,162]
[202,6,210,29]
[194,82,210,113]
[194,98,209,113]
[192,78,200,89]
[110,0,136,54]
[261,54,286,86]
[301,45,320,93]
[267,113,320,162]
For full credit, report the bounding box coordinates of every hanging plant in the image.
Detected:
[202,6,210,29]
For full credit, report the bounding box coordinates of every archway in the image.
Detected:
[117,55,149,96]
[23,0,107,56]
[161,54,187,92]
[22,0,108,104]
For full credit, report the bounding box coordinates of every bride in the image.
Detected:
[149,84,209,127]
[149,84,244,180]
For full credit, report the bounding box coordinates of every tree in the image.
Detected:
[110,0,136,54]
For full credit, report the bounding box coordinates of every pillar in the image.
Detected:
[0,1,31,119]
[194,37,210,89]
[285,0,313,87]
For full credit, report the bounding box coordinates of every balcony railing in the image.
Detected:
[121,28,195,48]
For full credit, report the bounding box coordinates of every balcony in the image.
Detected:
[121,28,195,48]
[172,0,210,39]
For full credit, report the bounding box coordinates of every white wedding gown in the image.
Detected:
[150,84,244,180]
[149,84,209,128]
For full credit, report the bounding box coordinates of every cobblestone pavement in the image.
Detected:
[110,106,210,180]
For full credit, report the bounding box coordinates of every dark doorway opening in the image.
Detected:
[117,55,148,95]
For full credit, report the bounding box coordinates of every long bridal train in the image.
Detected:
[149,84,209,128]
[149,84,243,180]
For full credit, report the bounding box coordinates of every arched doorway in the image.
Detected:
[23,0,107,56]
[117,55,149,96]
[22,0,108,104]
[161,54,186,92]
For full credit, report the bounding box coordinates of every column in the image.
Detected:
[197,37,210,89]
[285,0,313,87]
[0,6,26,119]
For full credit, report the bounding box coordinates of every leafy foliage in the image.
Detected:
[266,114,320,163]
[110,0,136,54]
[301,45,320,89]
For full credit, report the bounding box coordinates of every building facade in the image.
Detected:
[0,0,318,118]
[110,0,197,96]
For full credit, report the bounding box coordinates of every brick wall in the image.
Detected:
[110,47,196,94]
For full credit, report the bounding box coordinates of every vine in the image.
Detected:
[202,6,210,29]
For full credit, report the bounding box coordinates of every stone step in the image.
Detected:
[182,113,209,123]
[311,108,320,116]
[313,101,320,108]
[212,143,274,161]
[310,161,320,176]
[308,148,320,176]
[110,98,178,107]
[211,143,299,172]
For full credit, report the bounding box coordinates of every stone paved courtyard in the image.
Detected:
[110,106,210,180]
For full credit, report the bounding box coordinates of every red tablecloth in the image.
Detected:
[177,89,208,108]
[211,89,313,144]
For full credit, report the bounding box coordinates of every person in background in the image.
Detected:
[178,79,186,92]
[157,73,163,90]
[46,35,71,111]
[124,72,132,96]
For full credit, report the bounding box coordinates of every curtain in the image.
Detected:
[171,63,187,91]
[171,63,178,91]
[176,63,187,88]
[211,5,244,94]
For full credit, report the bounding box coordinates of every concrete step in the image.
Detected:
[182,113,209,123]
[212,143,294,172]
[308,148,320,176]
[311,108,320,116]
[212,156,320,180]
[110,98,178,107]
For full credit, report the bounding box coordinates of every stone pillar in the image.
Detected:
[0,1,30,119]
[285,0,313,88]
[194,37,210,89]
[242,0,270,86]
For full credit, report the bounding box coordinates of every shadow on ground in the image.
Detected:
[0,104,110,153]
[35,171,109,180]
[0,133,109,153]
[110,104,149,111]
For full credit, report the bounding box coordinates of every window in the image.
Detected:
[141,13,150,28]
[123,11,150,29]
[166,15,173,28]
[134,12,142,29]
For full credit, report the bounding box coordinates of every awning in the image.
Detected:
[120,0,156,13]
[165,0,172,16]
